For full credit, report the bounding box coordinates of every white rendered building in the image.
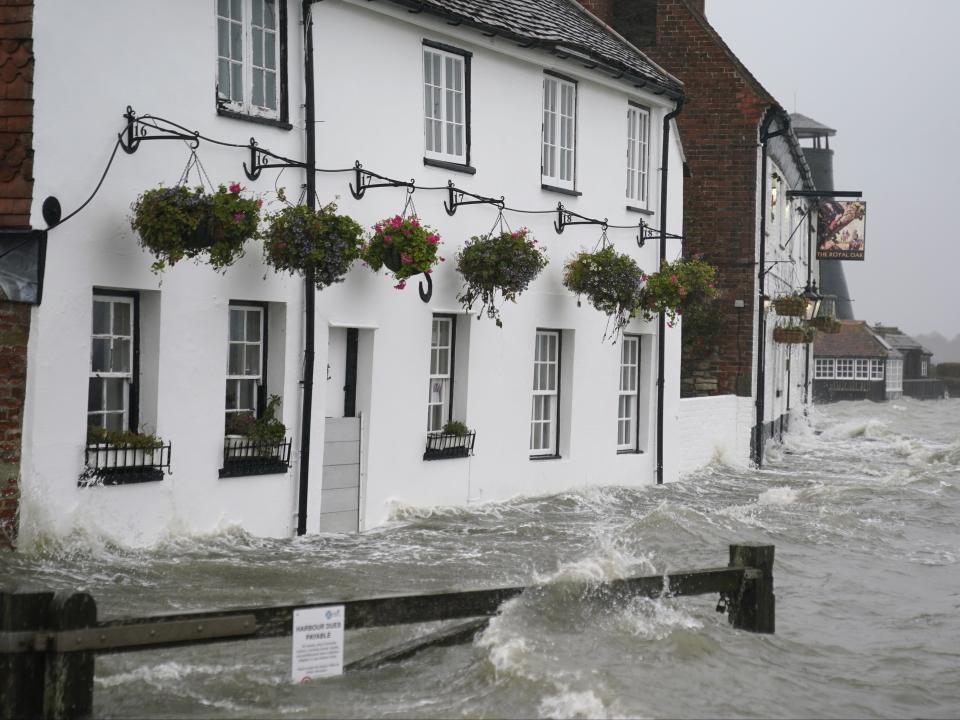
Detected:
[19,0,686,543]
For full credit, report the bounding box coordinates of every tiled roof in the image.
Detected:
[789,113,836,138]
[385,0,684,98]
[813,321,900,358]
[874,331,932,356]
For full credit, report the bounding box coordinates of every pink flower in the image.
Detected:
[439,256,446,262]
[389,215,403,228]
[374,223,383,233]
[426,234,440,245]
[403,228,411,236]
[670,275,679,284]
[383,235,392,244]
[393,280,407,290]
[399,252,413,265]
[229,182,242,194]
[233,212,246,222]
[425,267,433,274]
[410,217,420,227]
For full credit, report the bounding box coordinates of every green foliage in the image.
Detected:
[362,215,442,287]
[225,395,286,445]
[87,425,164,450]
[772,293,806,317]
[563,246,645,339]
[773,322,815,343]
[681,296,723,361]
[262,202,364,289]
[936,362,960,379]
[131,183,261,272]
[455,228,548,327]
[441,420,471,437]
[638,257,718,326]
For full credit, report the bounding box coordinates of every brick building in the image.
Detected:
[0,0,41,548]
[579,0,816,461]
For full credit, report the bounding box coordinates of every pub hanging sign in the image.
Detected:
[817,200,866,261]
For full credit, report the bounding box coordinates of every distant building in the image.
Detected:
[813,321,902,402]
[871,326,945,399]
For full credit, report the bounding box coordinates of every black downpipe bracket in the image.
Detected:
[656,98,684,485]
[297,0,316,536]
[754,113,786,469]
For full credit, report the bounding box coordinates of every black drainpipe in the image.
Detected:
[297,0,317,536]
[656,97,684,485]
[754,111,787,469]
[803,202,813,406]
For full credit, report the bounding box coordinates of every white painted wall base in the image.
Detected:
[677,395,753,474]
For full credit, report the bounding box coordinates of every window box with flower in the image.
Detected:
[362,215,442,290]
[424,420,476,461]
[81,426,170,487]
[455,226,548,327]
[221,395,291,478]
[131,182,261,273]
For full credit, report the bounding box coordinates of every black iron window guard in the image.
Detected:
[219,437,292,478]
[423,431,476,461]
[79,442,172,487]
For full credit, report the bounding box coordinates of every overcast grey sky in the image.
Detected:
[707,0,959,338]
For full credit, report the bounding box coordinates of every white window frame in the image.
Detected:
[226,305,265,426]
[89,295,135,432]
[626,104,650,205]
[836,358,855,379]
[855,359,870,380]
[921,359,928,377]
[542,75,577,190]
[423,45,467,164]
[618,336,640,452]
[815,357,835,380]
[886,358,903,393]
[216,0,281,120]
[530,330,561,457]
[870,359,885,380]
[427,316,455,433]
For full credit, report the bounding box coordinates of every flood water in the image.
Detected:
[3,398,959,718]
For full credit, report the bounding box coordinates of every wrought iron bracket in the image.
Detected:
[243,139,308,181]
[119,106,198,155]
[443,181,504,216]
[419,273,433,303]
[349,161,414,200]
[553,203,608,234]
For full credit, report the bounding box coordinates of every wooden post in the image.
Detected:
[43,592,97,720]
[1,588,54,720]
[728,543,775,633]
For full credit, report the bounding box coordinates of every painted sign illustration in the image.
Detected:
[817,201,866,261]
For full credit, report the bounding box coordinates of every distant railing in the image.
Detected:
[0,544,774,719]
[79,442,172,486]
[219,437,292,478]
[423,431,476,460]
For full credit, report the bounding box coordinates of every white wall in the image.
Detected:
[20,0,685,543]
[677,395,753,474]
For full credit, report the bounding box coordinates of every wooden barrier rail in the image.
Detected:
[0,543,774,720]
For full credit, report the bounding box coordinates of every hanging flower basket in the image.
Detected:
[773,294,806,317]
[262,202,364,289]
[563,246,645,339]
[455,227,548,327]
[362,215,442,290]
[773,324,815,344]
[637,256,719,326]
[808,316,841,334]
[131,182,261,273]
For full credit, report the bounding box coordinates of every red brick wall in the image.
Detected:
[0,0,35,549]
[597,0,771,396]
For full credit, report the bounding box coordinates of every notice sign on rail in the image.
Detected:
[291,605,345,682]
